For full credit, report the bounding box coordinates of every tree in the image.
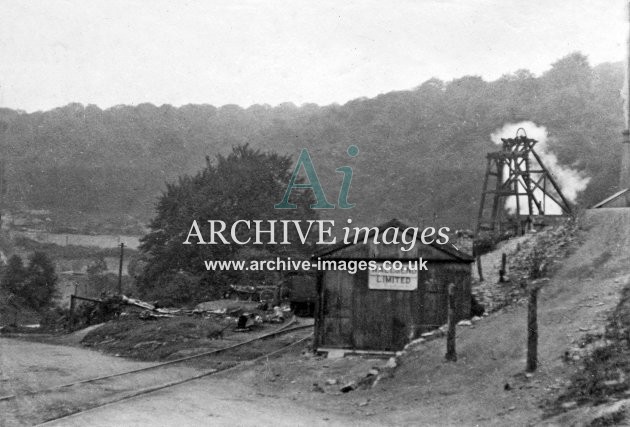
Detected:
[1,252,57,312]
[138,144,317,304]
[23,252,58,310]
[1,255,28,325]
[86,256,108,276]
[2,255,27,295]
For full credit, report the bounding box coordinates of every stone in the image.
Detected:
[407,337,426,346]
[385,357,397,369]
[340,382,357,393]
[326,349,346,359]
[312,383,325,393]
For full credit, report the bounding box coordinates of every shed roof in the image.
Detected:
[314,218,474,262]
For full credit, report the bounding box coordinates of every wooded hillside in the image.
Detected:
[0,53,623,230]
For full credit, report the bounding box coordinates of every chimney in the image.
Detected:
[622,1,630,205]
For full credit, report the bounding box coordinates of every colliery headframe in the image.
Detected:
[476,128,572,238]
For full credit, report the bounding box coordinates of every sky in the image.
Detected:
[0,0,627,112]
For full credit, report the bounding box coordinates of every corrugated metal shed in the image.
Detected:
[314,219,474,352]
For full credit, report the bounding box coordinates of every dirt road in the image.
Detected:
[0,336,360,427]
[40,374,364,427]
[0,338,155,426]
[0,338,154,397]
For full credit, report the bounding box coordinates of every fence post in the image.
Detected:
[445,283,457,362]
[527,286,539,372]
[477,257,484,282]
[499,253,507,282]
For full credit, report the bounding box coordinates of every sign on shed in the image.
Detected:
[368,264,417,291]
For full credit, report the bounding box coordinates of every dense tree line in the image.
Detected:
[0,52,623,230]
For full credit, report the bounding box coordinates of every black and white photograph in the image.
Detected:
[1,1,630,425]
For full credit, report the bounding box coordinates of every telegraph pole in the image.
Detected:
[117,242,124,295]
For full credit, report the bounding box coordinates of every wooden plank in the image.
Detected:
[351,268,419,351]
[313,269,324,349]
[320,260,472,351]
[321,270,353,348]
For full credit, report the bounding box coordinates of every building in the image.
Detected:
[313,219,474,353]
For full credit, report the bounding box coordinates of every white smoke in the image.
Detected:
[490,121,591,215]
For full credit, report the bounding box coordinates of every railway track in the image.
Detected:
[0,322,313,427]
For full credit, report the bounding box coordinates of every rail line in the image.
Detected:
[0,316,301,402]
[0,321,313,427]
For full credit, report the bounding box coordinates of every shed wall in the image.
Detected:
[418,262,471,332]
[316,261,472,351]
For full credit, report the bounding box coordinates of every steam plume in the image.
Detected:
[490,121,590,215]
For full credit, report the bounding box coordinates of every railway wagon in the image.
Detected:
[283,271,317,316]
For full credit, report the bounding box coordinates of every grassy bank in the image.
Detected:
[549,280,630,417]
[81,316,229,360]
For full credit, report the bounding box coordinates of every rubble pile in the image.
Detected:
[508,218,579,284]
[70,293,292,332]
[473,218,579,313]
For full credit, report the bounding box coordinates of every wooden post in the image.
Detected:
[499,253,507,283]
[476,256,484,282]
[445,283,457,362]
[69,294,76,331]
[117,243,124,295]
[313,269,324,351]
[527,286,539,372]
[10,295,18,326]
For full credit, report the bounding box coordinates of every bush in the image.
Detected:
[40,306,70,332]
[70,295,124,330]
[1,252,57,312]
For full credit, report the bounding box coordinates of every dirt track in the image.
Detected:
[371,208,630,425]
[0,338,155,426]
[0,338,154,397]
